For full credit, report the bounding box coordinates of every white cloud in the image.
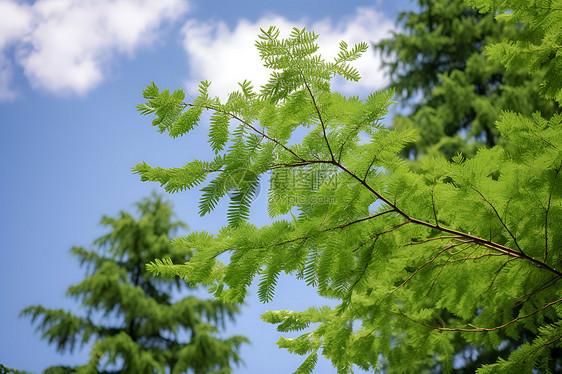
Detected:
[0,1,32,49]
[0,55,17,100]
[180,7,395,100]
[0,0,33,99]
[0,0,189,98]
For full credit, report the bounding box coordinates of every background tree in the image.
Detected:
[0,364,29,374]
[375,0,560,160]
[134,9,561,373]
[22,194,247,374]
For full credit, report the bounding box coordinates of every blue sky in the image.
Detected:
[0,0,411,372]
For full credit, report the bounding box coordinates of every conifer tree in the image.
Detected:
[375,0,560,160]
[21,194,247,374]
[0,364,29,374]
[134,6,561,372]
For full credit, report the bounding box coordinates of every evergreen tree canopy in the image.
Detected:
[21,194,247,374]
[134,8,561,373]
[375,0,560,160]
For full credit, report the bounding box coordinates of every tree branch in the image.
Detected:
[198,98,562,279]
[402,297,562,332]
[353,220,411,253]
[303,82,335,161]
[187,103,305,163]
[431,184,439,227]
[406,236,465,246]
[392,241,473,293]
[544,163,561,262]
[470,186,523,254]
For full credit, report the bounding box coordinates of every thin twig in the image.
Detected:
[426,245,476,296]
[402,297,562,332]
[530,334,562,356]
[544,163,561,261]
[431,184,439,227]
[470,186,523,254]
[329,209,396,230]
[187,103,304,162]
[406,236,465,246]
[270,160,333,169]
[353,220,411,253]
[392,241,472,293]
[446,252,505,263]
[485,258,517,293]
[304,82,335,161]
[265,209,396,249]
[426,246,476,296]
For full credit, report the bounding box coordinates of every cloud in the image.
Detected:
[0,0,189,98]
[0,56,18,100]
[180,8,395,100]
[0,0,33,99]
[0,1,33,49]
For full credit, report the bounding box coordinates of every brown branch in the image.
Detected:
[352,220,411,253]
[361,133,409,182]
[303,82,335,161]
[446,252,506,263]
[329,209,396,230]
[340,239,378,312]
[485,258,518,294]
[426,245,477,296]
[337,122,362,163]
[392,241,472,293]
[333,160,402,214]
[531,334,562,356]
[406,236,465,246]
[265,209,397,249]
[324,158,561,276]
[544,163,561,262]
[431,184,439,227]
[270,160,333,169]
[197,94,562,279]
[470,186,523,254]
[403,297,562,332]
[187,103,305,162]
[332,160,536,266]
[407,217,562,277]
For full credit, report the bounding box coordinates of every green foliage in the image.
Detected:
[136,24,561,374]
[375,0,560,160]
[467,0,562,103]
[375,0,562,370]
[0,364,30,374]
[21,194,247,374]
